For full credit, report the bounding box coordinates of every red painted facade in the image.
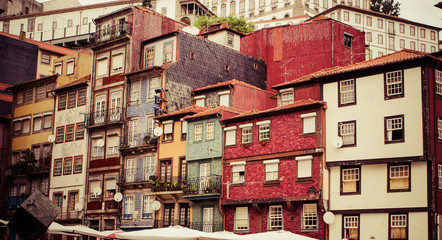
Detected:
[221,101,326,239]
[231,83,276,110]
[240,19,365,91]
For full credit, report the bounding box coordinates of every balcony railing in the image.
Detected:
[183,175,221,195]
[154,220,190,228]
[7,196,24,209]
[191,222,223,233]
[121,168,156,184]
[120,133,158,149]
[90,22,132,44]
[55,211,82,221]
[85,108,124,127]
[149,176,188,192]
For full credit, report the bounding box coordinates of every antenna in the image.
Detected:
[279,57,294,82]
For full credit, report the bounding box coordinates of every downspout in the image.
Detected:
[331,21,334,67]
[219,120,226,231]
[321,103,330,240]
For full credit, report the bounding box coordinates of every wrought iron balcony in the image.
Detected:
[120,167,156,184]
[153,219,190,228]
[183,175,221,195]
[85,108,124,127]
[55,211,82,221]
[7,196,24,209]
[90,22,132,44]
[120,133,158,150]
[149,176,188,192]
[191,222,223,233]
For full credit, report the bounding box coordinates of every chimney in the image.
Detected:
[19,31,26,40]
[142,0,152,8]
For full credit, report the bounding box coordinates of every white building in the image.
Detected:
[309,4,441,59]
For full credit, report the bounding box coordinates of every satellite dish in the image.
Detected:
[332,136,343,148]
[75,202,83,211]
[48,135,55,143]
[152,200,161,211]
[323,211,335,224]
[182,26,200,35]
[93,187,102,196]
[114,192,123,202]
[97,139,105,147]
[153,127,163,137]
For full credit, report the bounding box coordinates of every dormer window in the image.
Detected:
[280,88,294,105]
[194,95,205,107]
[218,91,230,107]
[227,32,234,47]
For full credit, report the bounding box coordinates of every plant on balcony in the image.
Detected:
[6,149,50,177]
[144,135,151,144]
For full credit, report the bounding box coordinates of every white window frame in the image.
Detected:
[148,77,160,99]
[438,164,442,190]
[386,116,404,142]
[280,88,294,105]
[219,91,230,107]
[231,162,245,184]
[66,59,74,75]
[123,196,134,219]
[90,180,101,199]
[301,113,316,134]
[296,155,312,178]
[302,203,318,230]
[342,167,360,193]
[111,51,124,73]
[195,124,202,141]
[163,41,173,63]
[145,46,155,68]
[343,216,359,239]
[142,195,154,218]
[339,121,356,146]
[257,120,270,141]
[438,117,442,141]
[235,207,249,231]
[130,81,141,103]
[436,70,442,96]
[389,164,409,191]
[264,159,279,181]
[54,62,62,75]
[386,70,403,98]
[268,205,283,230]
[224,126,237,146]
[206,122,215,140]
[194,95,205,107]
[240,123,253,144]
[339,79,355,105]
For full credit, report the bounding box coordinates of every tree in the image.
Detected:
[194,15,255,34]
[370,0,401,16]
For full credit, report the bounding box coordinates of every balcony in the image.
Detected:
[153,220,222,232]
[120,133,157,154]
[89,22,132,45]
[85,108,124,128]
[7,196,24,210]
[149,176,188,192]
[153,219,190,228]
[183,175,221,200]
[120,167,156,188]
[55,211,82,222]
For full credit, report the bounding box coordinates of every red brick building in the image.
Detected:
[240,18,366,91]
[220,99,326,239]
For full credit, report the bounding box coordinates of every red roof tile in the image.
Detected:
[0,32,75,55]
[155,105,209,120]
[193,79,265,93]
[184,106,244,120]
[223,98,325,122]
[0,93,12,102]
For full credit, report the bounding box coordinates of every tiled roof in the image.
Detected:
[6,74,58,90]
[155,105,209,120]
[55,75,90,91]
[273,49,437,88]
[184,106,244,120]
[0,93,12,102]
[222,98,325,122]
[0,32,75,55]
[135,6,188,27]
[193,79,265,93]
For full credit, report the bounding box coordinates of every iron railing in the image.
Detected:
[191,222,224,232]
[149,176,188,192]
[85,107,124,127]
[90,22,132,44]
[120,168,156,183]
[154,220,190,228]
[55,211,82,221]
[120,133,158,149]
[183,175,221,195]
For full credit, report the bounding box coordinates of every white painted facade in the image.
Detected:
[143,35,178,67]
[323,66,429,239]
[202,29,241,50]
[316,5,440,59]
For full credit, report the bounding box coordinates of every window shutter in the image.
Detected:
[181,121,187,134]
[164,122,173,134]
[225,130,236,146]
[97,58,108,76]
[219,93,230,106]
[297,156,312,178]
[112,53,124,71]
[105,179,116,190]
[232,164,245,172]
[266,163,278,172]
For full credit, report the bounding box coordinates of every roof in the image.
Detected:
[273,49,439,89]
[0,0,144,21]
[134,6,188,27]
[6,75,58,91]
[184,106,244,121]
[54,74,90,93]
[155,105,209,121]
[199,22,246,37]
[222,98,325,123]
[0,32,75,55]
[308,4,441,31]
[192,79,266,93]
[252,15,309,24]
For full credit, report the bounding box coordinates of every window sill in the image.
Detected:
[300,228,318,232]
[302,132,316,137]
[263,180,280,186]
[340,192,361,196]
[384,139,405,144]
[296,178,313,184]
[230,182,246,186]
[161,140,174,143]
[233,230,249,234]
[387,188,411,193]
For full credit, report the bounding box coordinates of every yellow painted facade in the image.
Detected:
[158,120,187,177]
[55,50,92,87]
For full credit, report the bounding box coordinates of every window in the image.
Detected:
[67,91,76,108]
[410,26,415,36]
[388,164,410,191]
[63,157,72,175]
[366,31,372,42]
[65,125,74,142]
[432,46,437,53]
[257,120,270,141]
[385,115,404,143]
[90,180,101,199]
[235,207,249,231]
[366,16,372,26]
[268,205,283,230]
[241,125,252,144]
[93,143,104,157]
[75,123,84,140]
[36,86,45,100]
[343,11,349,21]
[385,70,403,99]
[58,94,67,110]
[124,197,134,219]
[301,113,316,134]
[410,41,415,50]
[111,52,124,73]
[130,81,140,103]
[231,162,245,183]
[32,146,40,161]
[46,83,54,97]
[339,121,356,147]
[377,19,383,29]
[227,32,234,47]
[163,120,173,141]
[219,91,230,106]
[22,119,30,134]
[54,62,62,75]
[43,114,52,129]
[343,215,359,240]
[341,167,360,194]
[355,14,361,24]
[66,59,74,75]
[145,46,155,67]
[420,28,425,38]
[83,17,88,25]
[3,21,9,33]
[163,41,173,63]
[344,33,352,48]
[225,126,237,146]
[431,31,436,41]
[142,195,154,219]
[400,39,405,49]
[25,89,33,103]
[438,164,442,190]
[13,121,21,136]
[264,160,279,181]
[16,91,23,105]
[378,34,383,44]
[302,204,317,230]
[96,57,109,77]
[161,7,167,15]
[231,1,237,15]
[105,178,116,198]
[296,155,312,178]
[438,117,442,140]
[195,124,202,141]
[399,24,405,34]
[421,44,426,52]
[148,77,160,99]
[207,122,214,140]
[33,116,42,132]
[390,214,407,239]
[339,79,355,105]
[181,120,187,139]
[53,193,62,209]
[55,126,64,143]
[280,88,294,105]
[239,0,245,12]
[53,159,62,176]
[180,157,187,181]
[74,156,82,173]
[388,36,395,50]
[77,88,86,106]
[221,4,227,17]
[194,96,205,107]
